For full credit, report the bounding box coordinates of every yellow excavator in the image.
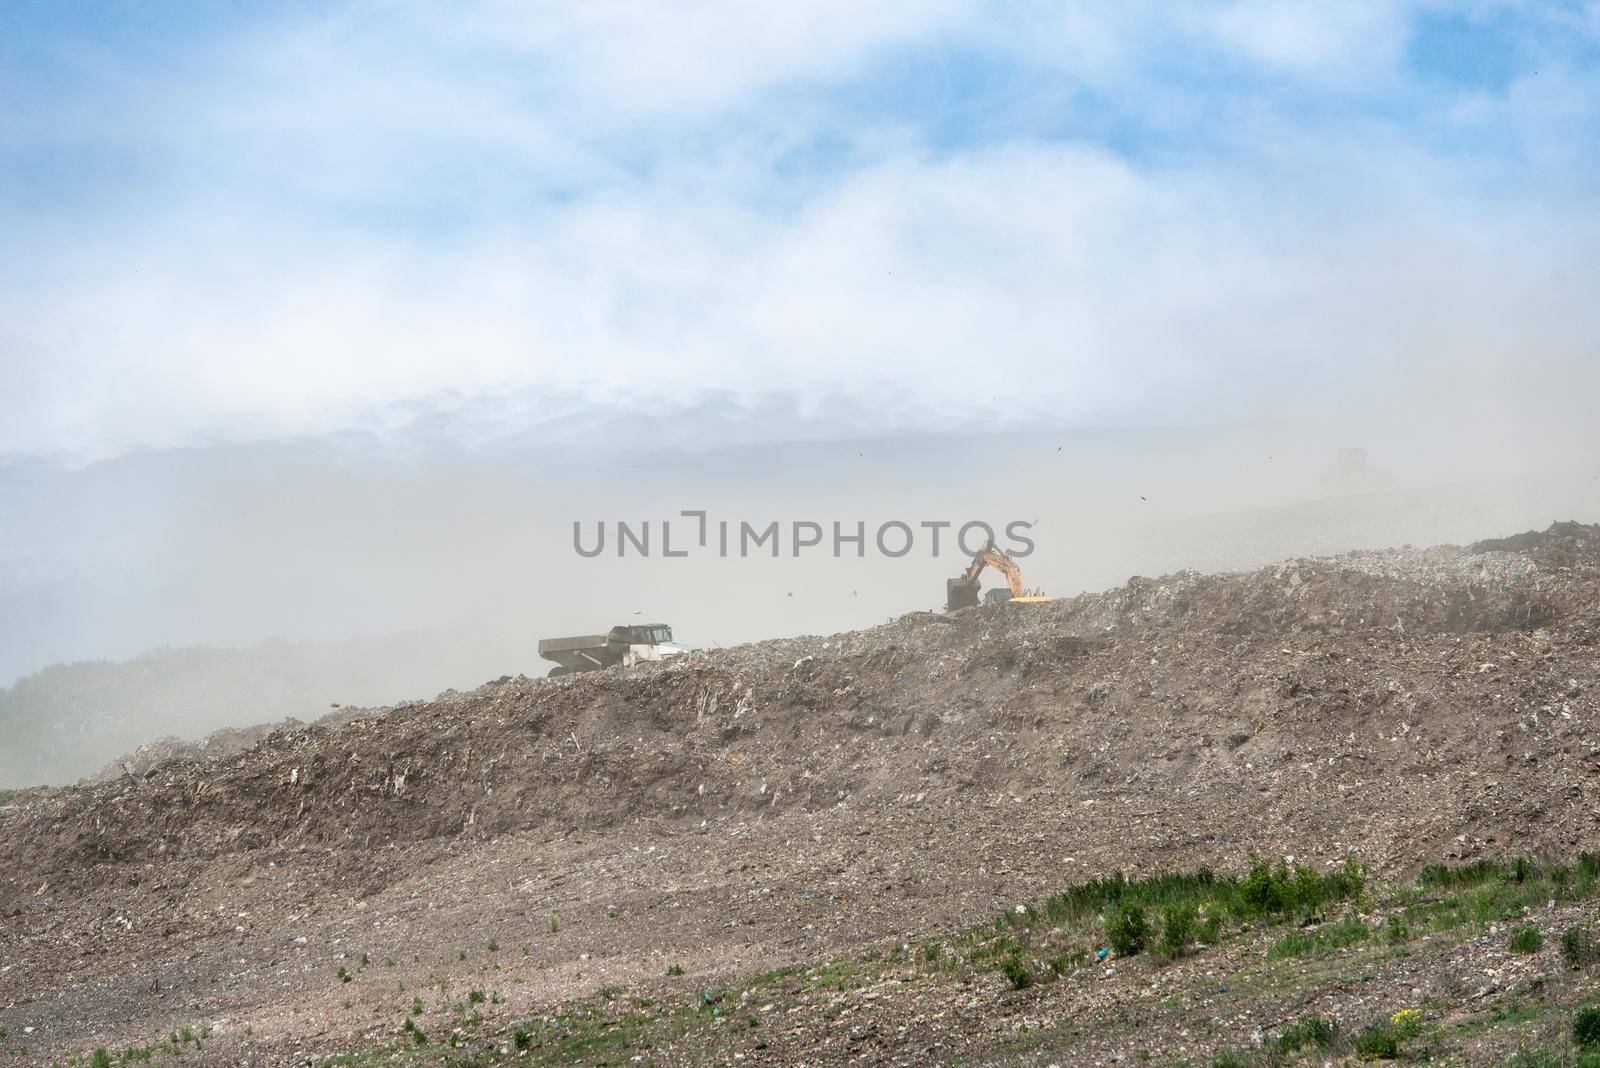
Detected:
[945,539,1052,610]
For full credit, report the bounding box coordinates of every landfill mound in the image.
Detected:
[10,522,1596,887]
[2,522,1598,1065]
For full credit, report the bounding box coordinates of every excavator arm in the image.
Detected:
[954,545,1025,593]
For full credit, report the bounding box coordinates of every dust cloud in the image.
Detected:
[2,395,1596,787]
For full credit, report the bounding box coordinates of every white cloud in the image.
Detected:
[4,0,1598,462]
[447,0,976,114]
[7,129,1597,462]
[1191,0,1416,83]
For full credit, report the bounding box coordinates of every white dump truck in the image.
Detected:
[537,623,688,677]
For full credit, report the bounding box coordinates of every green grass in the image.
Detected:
[955,857,1366,985]
[1419,858,1508,889]
[1511,926,1545,954]
[1206,1016,1342,1066]
[1266,918,1370,960]
[1271,1016,1341,1054]
[1352,1022,1401,1061]
[1563,926,1600,970]
[304,853,1600,1067]
[1400,856,1600,938]
[1008,857,1365,935]
[1577,1006,1600,1049]
[1505,1039,1600,1068]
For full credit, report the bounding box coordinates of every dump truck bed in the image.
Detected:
[537,634,612,658]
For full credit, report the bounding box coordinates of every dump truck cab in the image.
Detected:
[608,624,684,664]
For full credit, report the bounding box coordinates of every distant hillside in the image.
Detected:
[0,627,535,788]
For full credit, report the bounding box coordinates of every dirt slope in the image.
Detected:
[2,523,1599,1065]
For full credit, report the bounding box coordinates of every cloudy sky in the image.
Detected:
[4,1,1599,464]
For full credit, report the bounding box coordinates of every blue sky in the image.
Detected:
[3,1,1600,461]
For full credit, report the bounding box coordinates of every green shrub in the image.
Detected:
[1353,1023,1400,1061]
[1107,901,1149,957]
[1272,1016,1340,1053]
[1509,926,1544,954]
[1240,856,1286,915]
[1238,856,1363,921]
[1576,1006,1600,1049]
[665,964,685,977]
[1159,903,1195,957]
[1000,955,1031,990]
[1563,926,1600,970]
[90,1050,112,1068]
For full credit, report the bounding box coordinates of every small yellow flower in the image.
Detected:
[1391,1008,1423,1037]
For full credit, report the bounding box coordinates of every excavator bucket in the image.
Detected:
[946,577,982,611]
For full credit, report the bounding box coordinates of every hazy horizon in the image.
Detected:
[5,398,1595,691]
[4,3,1599,778]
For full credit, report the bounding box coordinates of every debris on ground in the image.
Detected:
[3,522,1600,1064]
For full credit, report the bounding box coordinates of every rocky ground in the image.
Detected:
[3,522,1600,1066]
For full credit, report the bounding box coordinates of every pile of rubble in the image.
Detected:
[5,522,1597,896]
[1,522,1598,1063]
